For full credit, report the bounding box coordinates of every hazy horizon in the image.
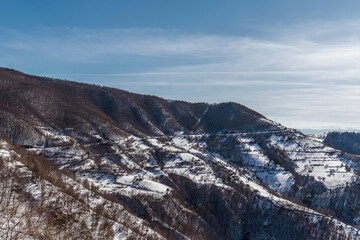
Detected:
[1,0,360,130]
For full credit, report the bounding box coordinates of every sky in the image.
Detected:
[1,0,360,130]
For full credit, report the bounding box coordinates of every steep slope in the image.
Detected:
[0,137,165,239]
[1,135,358,239]
[1,67,360,239]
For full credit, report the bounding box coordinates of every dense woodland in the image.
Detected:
[324,132,360,155]
[0,67,274,146]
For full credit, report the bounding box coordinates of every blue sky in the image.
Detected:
[1,0,360,130]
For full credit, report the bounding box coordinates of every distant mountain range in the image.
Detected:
[0,67,360,239]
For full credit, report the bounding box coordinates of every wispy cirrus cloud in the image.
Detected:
[2,21,360,129]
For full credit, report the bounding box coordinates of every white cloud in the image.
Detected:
[2,23,360,129]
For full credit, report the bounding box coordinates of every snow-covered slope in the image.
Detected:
[21,127,360,239]
[0,138,166,239]
[269,132,357,189]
